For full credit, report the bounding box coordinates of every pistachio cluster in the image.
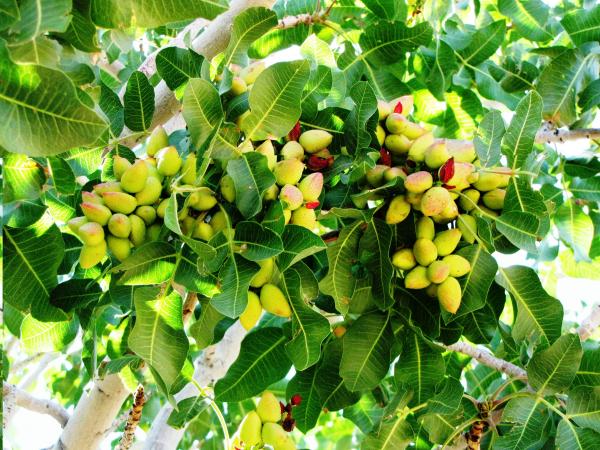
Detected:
[232,391,300,450]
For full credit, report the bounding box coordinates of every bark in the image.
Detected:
[442,342,528,379]
[54,374,130,450]
[3,382,70,428]
[142,322,248,450]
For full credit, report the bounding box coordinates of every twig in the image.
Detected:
[3,382,70,427]
[117,386,146,450]
[182,292,199,324]
[577,303,600,341]
[441,342,528,379]
[18,353,59,390]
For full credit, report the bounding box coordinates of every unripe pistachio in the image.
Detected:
[283,209,292,224]
[240,61,265,85]
[445,162,476,191]
[482,189,506,210]
[442,254,471,277]
[260,283,292,318]
[230,76,247,96]
[239,410,262,447]
[190,188,218,211]
[144,160,164,182]
[79,240,107,269]
[383,166,407,182]
[459,189,480,211]
[156,146,182,176]
[135,176,162,206]
[404,266,431,289]
[392,248,416,270]
[263,184,279,201]
[156,198,169,218]
[281,141,305,160]
[299,129,333,153]
[108,213,131,238]
[81,202,112,226]
[93,181,122,194]
[262,423,295,450]
[492,167,512,187]
[192,220,214,241]
[180,216,195,236]
[378,100,392,121]
[274,159,304,186]
[425,283,438,298]
[405,191,423,209]
[239,292,262,331]
[420,187,452,217]
[237,139,254,154]
[457,214,477,244]
[298,172,323,202]
[385,195,411,224]
[113,156,132,180]
[437,277,462,314]
[375,124,386,146]
[472,172,502,192]
[68,216,88,233]
[107,235,131,261]
[147,223,162,242]
[433,228,462,256]
[181,154,197,185]
[473,205,499,218]
[256,140,277,170]
[257,391,284,422]
[135,206,156,226]
[413,238,438,266]
[408,132,434,163]
[145,157,157,167]
[448,143,476,163]
[82,190,104,205]
[384,134,412,155]
[129,214,146,246]
[425,142,451,169]
[121,160,149,193]
[385,113,426,139]
[366,164,388,187]
[279,184,303,210]
[146,126,169,157]
[432,199,459,224]
[427,260,450,284]
[220,175,236,203]
[210,211,228,234]
[103,192,138,215]
[291,206,317,230]
[250,258,275,288]
[78,222,105,246]
[404,171,433,193]
[416,216,435,240]
[236,110,251,128]
[177,206,189,221]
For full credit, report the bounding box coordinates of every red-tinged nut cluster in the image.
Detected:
[439,157,455,184]
[380,147,392,166]
[305,201,320,209]
[288,121,302,141]
[394,101,403,114]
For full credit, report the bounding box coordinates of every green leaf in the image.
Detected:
[300,35,336,68]
[567,386,600,433]
[222,7,277,67]
[498,0,552,42]
[556,419,600,450]
[58,1,100,52]
[3,153,45,202]
[7,36,61,66]
[473,110,505,167]
[241,60,310,140]
[128,286,189,390]
[458,20,506,66]
[50,279,102,313]
[361,414,413,450]
[316,339,361,411]
[21,314,79,353]
[214,327,292,402]
[420,407,465,445]
[362,0,399,19]
[501,91,542,170]
[286,366,322,433]
[537,50,596,126]
[561,5,600,47]
[495,397,550,449]
[167,396,210,429]
[417,40,458,100]
[570,177,600,202]
[9,0,71,43]
[554,201,593,262]
[319,221,364,316]
[280,268,330,370]
[394,333,445,404]
[0,43,107,156]
[359,218,394,310]
[124,71,155,132]
[574,347,600,388]
[4,221,64,313]
[495,211,540,254]
[234,221,284,261]
[277,224,326,271]
[496,265,563,343]
[226,152,275,218]
[211,254,259,318]
[343,393,384,434]
[504,176,549,236]
[90,0,227,28]
[47,157,76,195]
[340,312,393,392]
[345,81,378,153]
[174,246,219,296]
[60,147,103,177]
[428,377,464,415]
[190,298,225,349]
[156,48,204,91]
[0,0,19,31]
[528,333,582,395]
[182,79,227,149]
[579,78,600,112]
[115,242,177,285]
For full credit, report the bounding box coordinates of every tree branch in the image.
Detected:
[577,303,600,341]
[441,342,528,379]
[3,382,70,428]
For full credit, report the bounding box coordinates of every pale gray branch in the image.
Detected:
[3,382,70,427]
[441,341,528,379]
[577,303,600,341]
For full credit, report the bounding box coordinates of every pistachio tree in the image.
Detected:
[2,0,600,449]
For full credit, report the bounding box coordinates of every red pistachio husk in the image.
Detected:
[280,401,287,414]
[307,155,333,171]
[438,157,455,183]
[380,148,392,166]
[393,101,403,114]
[291,394,303,406]
[287,121,301,141]
[305,201,320,210]
[442,184,456,190]
[282,416,296,432]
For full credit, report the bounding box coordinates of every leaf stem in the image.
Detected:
[190,379,230,449]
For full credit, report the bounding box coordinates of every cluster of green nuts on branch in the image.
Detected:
[232,391,301,450]
[370,101,511,313]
